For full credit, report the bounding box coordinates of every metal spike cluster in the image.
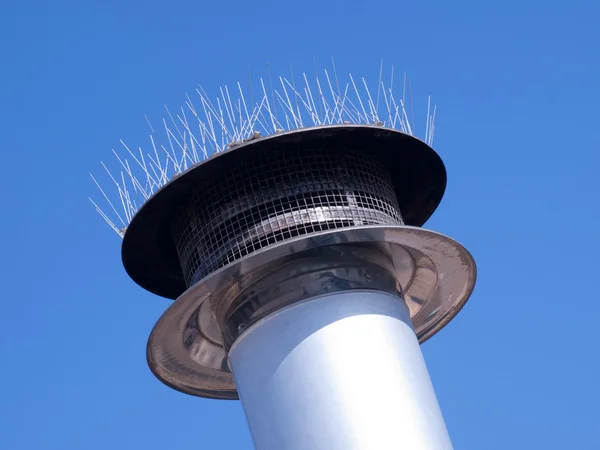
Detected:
[90,62,437,237]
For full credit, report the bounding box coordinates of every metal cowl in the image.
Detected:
[125,125,476,399]
[121,125,447,300]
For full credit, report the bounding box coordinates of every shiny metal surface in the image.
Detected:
[146,224,476,399]
[217,244,402,350]
[229,290,453,450]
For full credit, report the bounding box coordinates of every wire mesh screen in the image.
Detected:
[172,146,404,287]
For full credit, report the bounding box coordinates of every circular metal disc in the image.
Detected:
[146,225,476,399]
[122,125,446,300]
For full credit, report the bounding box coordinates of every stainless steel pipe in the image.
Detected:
[229,290,453,450]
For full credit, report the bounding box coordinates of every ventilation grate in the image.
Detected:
[171,146,404,287]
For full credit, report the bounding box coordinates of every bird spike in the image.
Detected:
[91,61,437,237]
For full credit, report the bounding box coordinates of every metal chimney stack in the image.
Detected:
[120,125,476,449]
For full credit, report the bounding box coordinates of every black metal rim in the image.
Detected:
[122,125,447,299]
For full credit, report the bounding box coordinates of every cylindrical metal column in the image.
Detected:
[228,290,453,450]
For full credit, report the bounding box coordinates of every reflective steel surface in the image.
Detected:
[229,290,453,450]
[146,224,476,399]
[216,244,402,350]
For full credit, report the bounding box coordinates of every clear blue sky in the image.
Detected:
[1,1,599,449]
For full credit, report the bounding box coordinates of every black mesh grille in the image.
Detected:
[172,146,404,287]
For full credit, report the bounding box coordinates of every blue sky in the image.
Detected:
[1,0,599,448]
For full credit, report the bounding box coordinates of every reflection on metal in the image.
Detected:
[147,226,475,399]
[102,120,476,449]
[229,291,453,450]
